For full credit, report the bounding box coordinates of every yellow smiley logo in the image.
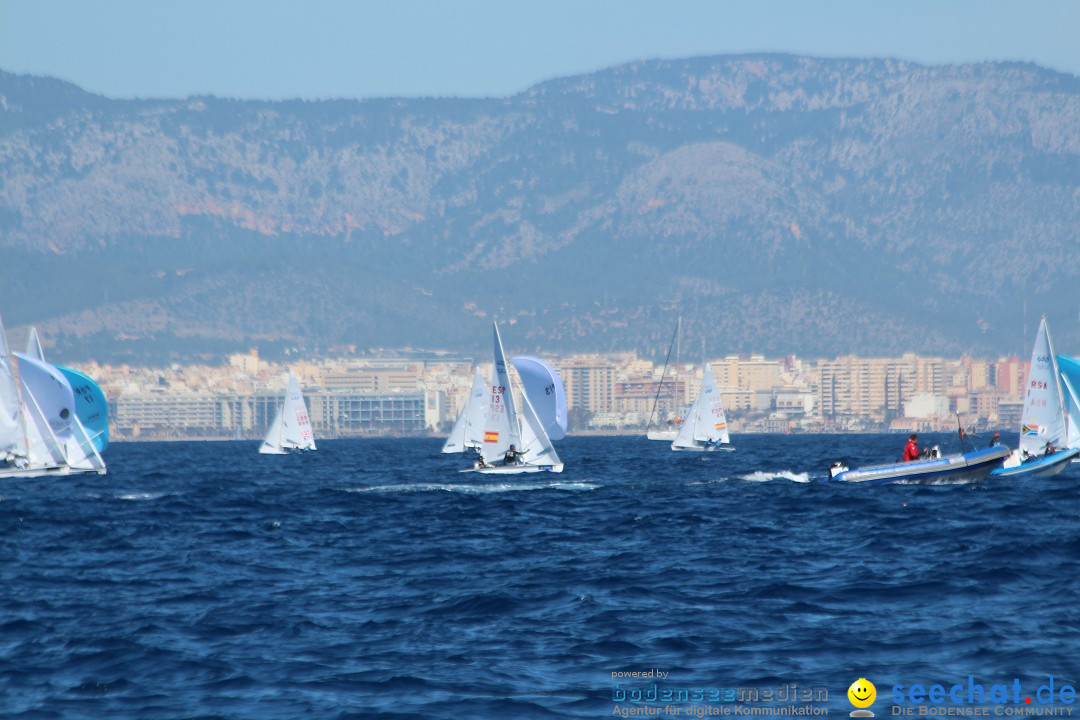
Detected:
[848,678,876,708]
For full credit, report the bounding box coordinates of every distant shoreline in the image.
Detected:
[107,428,974,443]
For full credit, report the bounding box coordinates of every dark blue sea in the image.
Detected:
[2,433,1079,719]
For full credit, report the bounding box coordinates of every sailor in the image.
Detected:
[504,444,523,465]
[903,434,920,462]
[989,432,1001,448]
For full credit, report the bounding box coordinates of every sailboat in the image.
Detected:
[671,360,735,452]
[259,372,316,454]
[1056,352,1080,454]
[442,367,488,455]
[991,316,1080,477]
[646,318,683,441]
[0,315,107,479]
[461,322,564,474]
[24,327,109,453]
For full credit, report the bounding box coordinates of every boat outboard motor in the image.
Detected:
[828,461,849,480]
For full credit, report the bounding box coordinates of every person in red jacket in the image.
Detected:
[903,434,920,462]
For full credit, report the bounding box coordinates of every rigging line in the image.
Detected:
[646,317,680,432]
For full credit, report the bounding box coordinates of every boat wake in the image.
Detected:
[115,492,170,501]
[738,470,812,483]
[349,481,599,494]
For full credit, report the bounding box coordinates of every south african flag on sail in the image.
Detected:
[1022,423,1040,436]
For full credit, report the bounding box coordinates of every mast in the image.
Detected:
[646,317,680,432]
[674,316,681,409]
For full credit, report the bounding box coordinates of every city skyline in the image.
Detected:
[92,345,1035,441]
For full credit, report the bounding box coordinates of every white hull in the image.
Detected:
[991,447,1080,478]
[459,463,564,474]
[646,429,678,441]
[259,445,311,455]
[1,464,107,479]
[670,443,736,452]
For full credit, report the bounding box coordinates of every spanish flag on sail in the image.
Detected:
[714,422,727,431]
[484,431,499,443]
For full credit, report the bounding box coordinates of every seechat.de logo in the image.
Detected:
[848,678,877,717]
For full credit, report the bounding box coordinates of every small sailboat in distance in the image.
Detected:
[442,367,488,455]
[461,322,564,474]
[259,372,316,455]
[991,316,1080,477]
[646,317,683,441]
[1056,352,1080,454]
[671,360,734,452]
[23,326,109,453]
[0,315,106,478]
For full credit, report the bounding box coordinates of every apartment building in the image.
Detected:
[559,355,618,414]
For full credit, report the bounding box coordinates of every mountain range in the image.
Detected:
[2,54,1079,364]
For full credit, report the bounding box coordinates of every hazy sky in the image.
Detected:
[1,0,1078,100]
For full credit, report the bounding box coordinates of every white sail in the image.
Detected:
[0,312,24,456]
[14,353,75,444]
[283,373,316,450]
[1060,365,1080,449]
[517,384,563,470]
[672,362,731,450]
[1057,354,1080,450]
[64,413,107,472]
[479,322,520,464]
[510,356,567,440]
[442,367,487,453]
[259,404,287,454]
[258,373,316,454]
[671,392,704,450]
[1019,317,1067,456]
[25,327,45,361]
[21,380,69,467]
